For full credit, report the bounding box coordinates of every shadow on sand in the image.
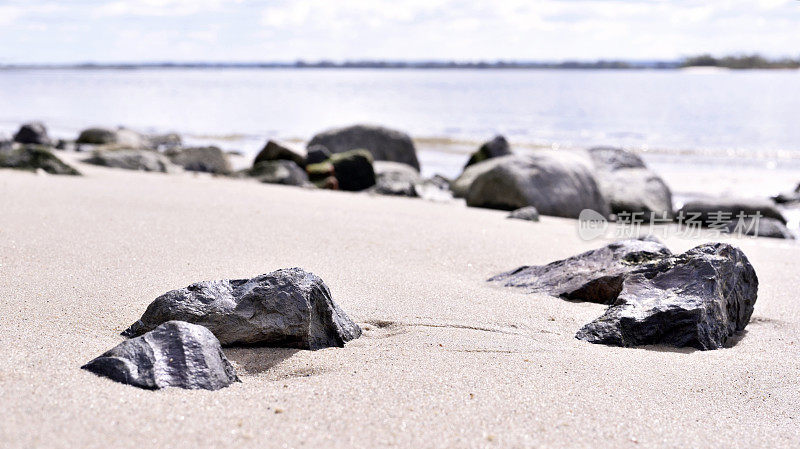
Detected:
[224,347,300,375]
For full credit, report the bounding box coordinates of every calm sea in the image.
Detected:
[1,68,799,178]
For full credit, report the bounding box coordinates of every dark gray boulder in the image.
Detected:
[576,243,758,350]
[13,122,52,145]
[466,153,610,219]
[82,321,239,390]
[167,146,232,175]
[587,146,646,171]
[122,268,362,350]
[84,149,178,173]
[508,206,540,222]
[678,198,786,225]
[254,140,307,168]
[0,145,81,175]
[305,145,331,165]
[464,135,511,168]
[307,149,376,192]
[597,168,674,217]
[723,217,794,239]
[308,124,420,170]
[250,160,309,186]
[489,237,671,304]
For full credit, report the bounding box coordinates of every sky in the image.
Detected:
[0,0,798,64]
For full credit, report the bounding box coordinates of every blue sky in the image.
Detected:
[1,0,798,63]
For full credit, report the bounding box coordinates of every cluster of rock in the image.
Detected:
[490,237,759,350]
[83,268,361,391]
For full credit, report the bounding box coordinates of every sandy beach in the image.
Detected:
[1,158,798,448]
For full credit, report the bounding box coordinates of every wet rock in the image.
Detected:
[576,243,758,350]
[678,198,786,225]
[305,145,331,165]
[464,135,511,168]
[308,124,420,170]
[13,122,52,145]
[0,145,81,175]
[466,153,610,219]
[122,268,362,350]
[597,168,674,218]
[723,217,794,239]
[489,237,671,304]
[84,148,178,173]
[254,140,307,168]
[250,160,309,186]
[167,146,232,175]
[82,321,239,390]
[587,146,646,171]
[508,206,540,222]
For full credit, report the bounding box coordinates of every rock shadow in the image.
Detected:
[224,347,300,375]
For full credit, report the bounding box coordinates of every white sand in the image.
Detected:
[1,159,799,448]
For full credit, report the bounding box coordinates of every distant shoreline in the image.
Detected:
[2,55,798,71]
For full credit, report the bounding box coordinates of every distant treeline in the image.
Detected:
[2,55,798,70]
[681,54,800,69]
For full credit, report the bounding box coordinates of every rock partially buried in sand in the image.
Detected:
[77,127,146,148]
[490,237,671,304]
[82,321,239,390]
[678,198,786,225]
[308,124,420,170]
[122,268,362,350]
[369,161,422,197]
[307,149,376,192]
[596,168,674,218]
[466,153,610,219]
[587,146,646,171]
[13,122,52,145]
[576,243,758,350]
[0,145,81,175]
[250,160,309,186]
[167,146,232,175]
[723,217,794,240]
[507,206,540,222]
[84,148,178,173]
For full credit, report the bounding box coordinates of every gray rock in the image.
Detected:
[308,124,420,170]
[0,145,81,175]
[13,122,52,145]
[122,268,362,350]
[451,157,506,198]
[369,161,422,197]
[723,217,794,239]
[464,135,511,168]
[77,127,145,148]
[678,198,786,225]
[254,140,307,168]
[576,243,758,350]
[82,321,239,390]
[146,133,182,150]
[250,160,309,186]
[84,149,178,173]
[168,146,232,175]
[305,145,332,165]
[466,153,610,219]
[489,237,671,304]
[508,206,540,222]
[597,168,674,218]
[587,146,646,171]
